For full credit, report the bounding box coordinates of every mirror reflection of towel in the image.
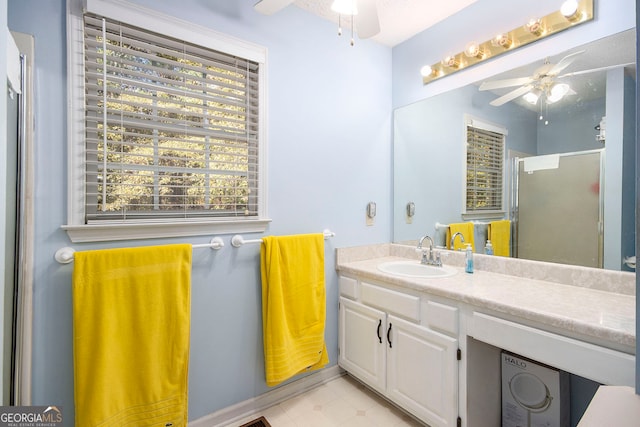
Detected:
[446,222,475,251]
[489,220,511,257]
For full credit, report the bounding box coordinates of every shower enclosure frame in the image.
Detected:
[510,148,605,269]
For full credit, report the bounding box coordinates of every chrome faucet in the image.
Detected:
[450,232,465,250]
[417,234,442,266]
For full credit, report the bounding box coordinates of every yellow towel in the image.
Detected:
[73,244,191,427]
[489,220,511,257]
[260,234,329,387]
[446,222,475,251]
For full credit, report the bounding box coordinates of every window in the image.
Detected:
[464,117,506,215]
[66,0,268,242]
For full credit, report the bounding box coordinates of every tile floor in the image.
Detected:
[233,374,427,427]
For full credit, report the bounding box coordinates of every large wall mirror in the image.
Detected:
[393,29,636,271]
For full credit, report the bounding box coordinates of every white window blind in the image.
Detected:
[466,124,505,212]
[83,14,260,222]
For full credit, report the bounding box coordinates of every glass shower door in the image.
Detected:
[515,150,603,268]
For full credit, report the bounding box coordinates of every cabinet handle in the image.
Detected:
[376,319,382,343]
[387,323,393,348]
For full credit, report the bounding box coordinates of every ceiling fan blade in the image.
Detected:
[490,85,533,107]
[548,50,585,75]
[479,77,534,91]
[558,62,635,78]
[254,0,295,15]
[356,0,380,39]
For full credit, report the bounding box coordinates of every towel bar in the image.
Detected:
[54,237,225,264]
[231,229,336,248]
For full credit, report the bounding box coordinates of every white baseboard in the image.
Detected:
[189,365,345,427]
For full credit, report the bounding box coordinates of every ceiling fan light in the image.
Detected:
[561,0,581,22]
[547,83,570,103]
[523,91,540,105]
[331,0,358,16]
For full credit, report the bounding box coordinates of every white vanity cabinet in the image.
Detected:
[386,314,458,427]
[338,297,386,393]
[336,249,636,427]
[338,276,459,427]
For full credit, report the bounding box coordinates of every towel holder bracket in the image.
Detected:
[55,247,75,264]
[231,229,336,248]
[54,236,225,264]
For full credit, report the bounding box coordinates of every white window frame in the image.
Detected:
[64,0,270,242]
[462,115,507,220]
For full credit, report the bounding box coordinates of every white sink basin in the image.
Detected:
[377,261,457,278]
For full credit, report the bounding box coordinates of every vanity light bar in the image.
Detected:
[421,0,594,84]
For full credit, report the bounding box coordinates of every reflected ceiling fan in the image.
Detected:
[479,50,586,107]
[479,50,634,108]
[254,0,381,43]
[479,50,635,107]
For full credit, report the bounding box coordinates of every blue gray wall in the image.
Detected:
[537,98,606,155]
[8,0,391,422]
[6,0,639,421]
[393,85,537,244]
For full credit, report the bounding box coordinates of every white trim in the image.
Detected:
[189,366,345,427]
[84,0,266,63]
[11,31,35,406]
[462,114,507,218]
[67,0,86,226]
[465,115,509,135]
[6,29,21,94]
[461,211,505,221]
[63,218,272,243]
[65,0,270,242]
[469,312,635,387]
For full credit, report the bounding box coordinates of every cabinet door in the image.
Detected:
[338,297,386,394]
[387,315,458,427]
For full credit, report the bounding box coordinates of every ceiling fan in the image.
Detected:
[254,0,381,40]
[479,50,586,107]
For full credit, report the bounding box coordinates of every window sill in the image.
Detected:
[461,211,506,221]
[62,218,272,243]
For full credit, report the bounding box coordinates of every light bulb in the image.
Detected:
[523,92,539,105]
[547,83,570,103]
[525,18,544,36]
[420,65,435,77]
[561,0,581,22]
[464,42,485,59]
[441,55,460,69]
[491,33,514,49]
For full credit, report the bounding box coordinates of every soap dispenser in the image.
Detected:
[465,244,474,274]
[484,240,494,255]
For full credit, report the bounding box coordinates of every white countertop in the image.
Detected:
[337,253,636,354]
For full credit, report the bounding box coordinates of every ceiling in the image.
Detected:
[292,0,479,46]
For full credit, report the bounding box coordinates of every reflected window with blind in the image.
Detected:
[464,117,506,215]
[83,15,260,222]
